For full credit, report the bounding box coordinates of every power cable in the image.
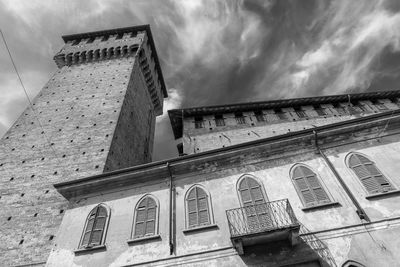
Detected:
[0,28,64,168]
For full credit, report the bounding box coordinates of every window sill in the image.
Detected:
[127,234,161,244]
[366,190,400,200]
[74,244,106,255]
[183,224,218,234]
[302,202,340,212]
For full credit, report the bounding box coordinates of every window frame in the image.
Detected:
[345,152,396,195]
[131,194,160,240]
[342,260,366,267]
[184,184,215,230]
[194,116,205,129]
[289,164,333,208]
[78,203,111,249]
[236,174,269,207]
[214,114,225,127]
[234,112,246,125]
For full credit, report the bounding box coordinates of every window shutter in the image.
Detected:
[134,197,158,238]
[80,205,109,248]
[292,166,330,206]
[239,177,265,206]
[186,187,211,228]
[349,154,394,194]
[197,188,210,225]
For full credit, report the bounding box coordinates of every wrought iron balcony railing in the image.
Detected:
[226,199,299,238]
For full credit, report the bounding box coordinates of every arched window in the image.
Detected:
[133,195,158,238]
[348,153,394,194]
[238,175,267,206]
[237,175,274,231]
[291,165,330,207]
[342,260,366,267]
[79,204,110,248]
[185,185,213,228]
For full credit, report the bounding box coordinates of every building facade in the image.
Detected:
[0,25,167,266]
[50,99,400,266]
[2,24,400,267]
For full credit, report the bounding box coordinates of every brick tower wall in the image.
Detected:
[0,26,166,266]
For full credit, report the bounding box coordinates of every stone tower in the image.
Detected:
[0,25,167,266]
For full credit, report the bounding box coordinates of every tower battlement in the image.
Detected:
[54,25,167,115]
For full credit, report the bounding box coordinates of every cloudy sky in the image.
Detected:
[1,0,400,160]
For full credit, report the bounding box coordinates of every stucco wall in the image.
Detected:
[48,131,400,266]
[182,100,399,155]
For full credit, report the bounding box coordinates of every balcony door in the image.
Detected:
[238,176,273,233]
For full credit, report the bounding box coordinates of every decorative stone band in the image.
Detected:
[53,44,140,68]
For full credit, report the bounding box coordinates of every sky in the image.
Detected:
[1,0,400,160]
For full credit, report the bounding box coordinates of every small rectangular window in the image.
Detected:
[274,108,287,120]
[116,33,124,40]
[313,105,326,116]
[254,110,264,122]
[214,114,225,127]
[332,103,346,115]
[234,112,246,124]
[371,99,388,110]
[194,116,204,129]
[101,35,109,42]
[294,107,307,118]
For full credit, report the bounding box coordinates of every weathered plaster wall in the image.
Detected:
[183,100,399,154]
[47,131,400,266]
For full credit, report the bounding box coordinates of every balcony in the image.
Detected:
[226,199,300,255]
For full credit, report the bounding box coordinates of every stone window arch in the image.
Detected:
[79,203,110,249]
[132,194,159,239]
[346,152,394,194]
[342,260,366,267]
[185,185,214,229]
[290,164,331,207]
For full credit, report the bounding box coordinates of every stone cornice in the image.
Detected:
[54,109,400,200]
[169,90,400,139]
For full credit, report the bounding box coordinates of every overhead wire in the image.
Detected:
[0,28,64,168]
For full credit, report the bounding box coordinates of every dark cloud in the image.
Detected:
[1,0,400,160]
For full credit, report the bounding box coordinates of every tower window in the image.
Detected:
[234,112,246,124]
[194,116,204,129]
[79,204,110,249]
[214,114,225,126]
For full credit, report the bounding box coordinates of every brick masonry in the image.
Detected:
[0,27,164,266]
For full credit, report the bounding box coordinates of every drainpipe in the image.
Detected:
[313,130,370,222]
[166,162,175,255]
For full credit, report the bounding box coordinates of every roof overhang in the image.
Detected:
[168,90,400,139]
